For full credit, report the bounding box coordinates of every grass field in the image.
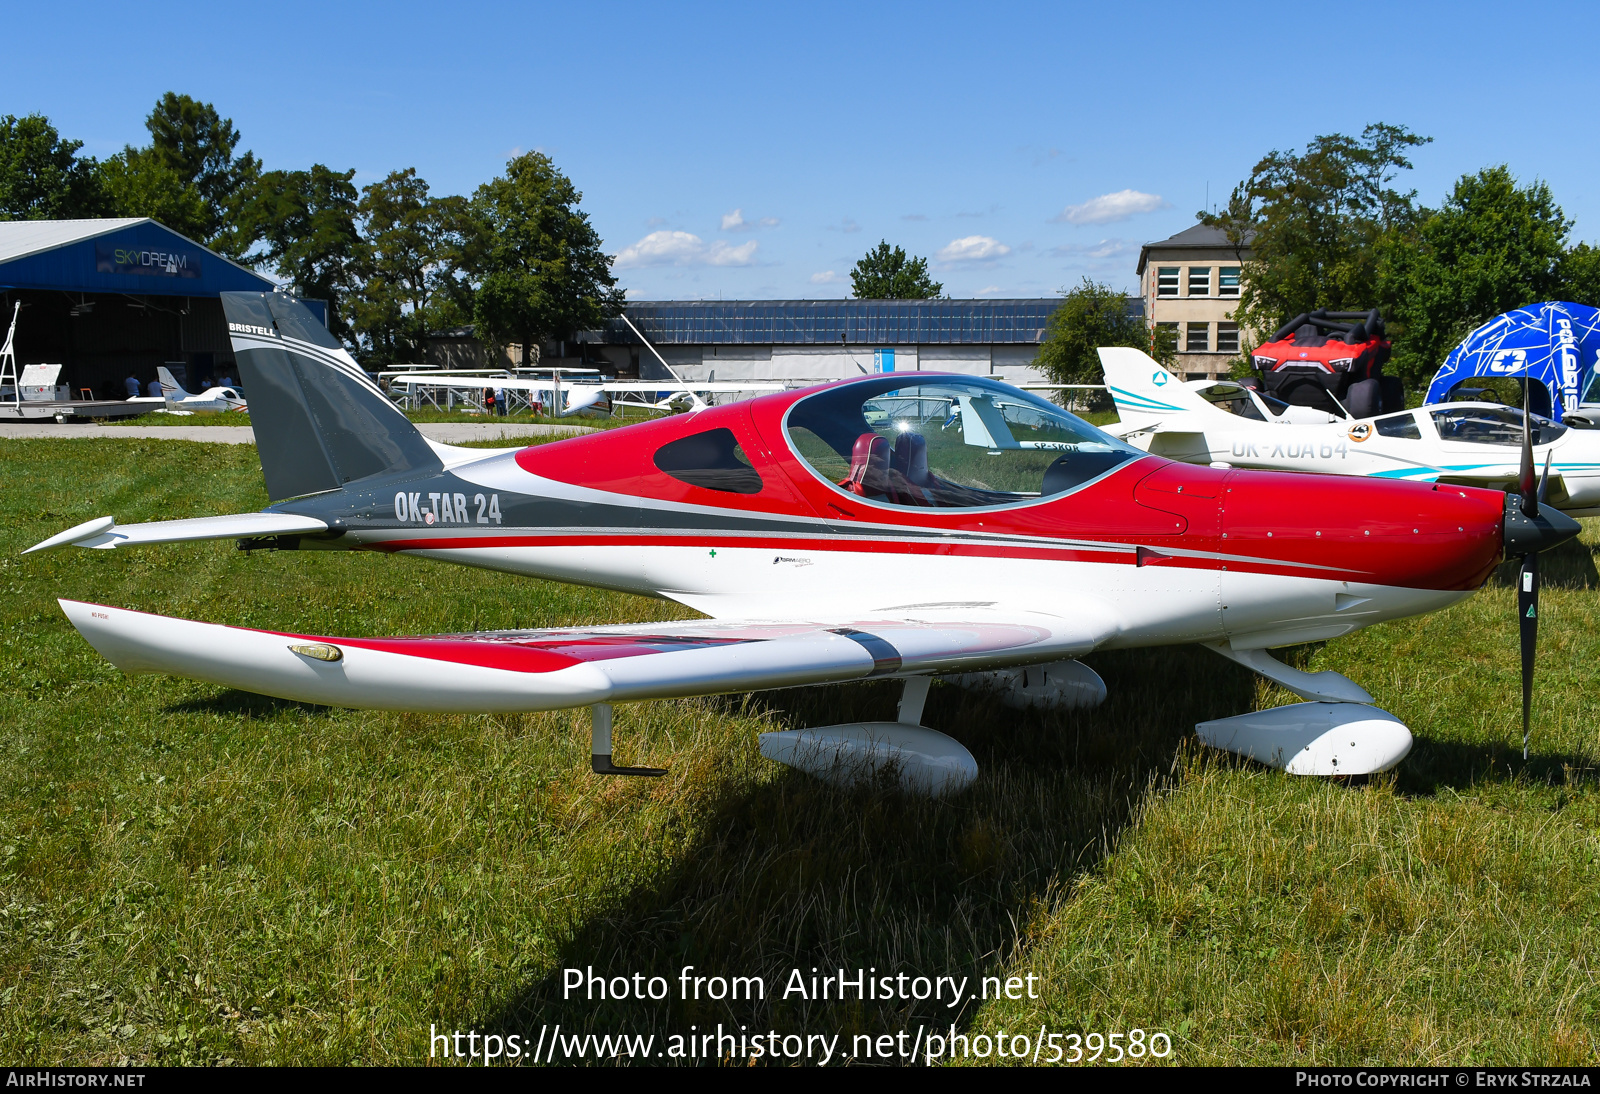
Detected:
[1,436,1597,1066]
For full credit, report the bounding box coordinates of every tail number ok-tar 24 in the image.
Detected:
[395,491,502,525]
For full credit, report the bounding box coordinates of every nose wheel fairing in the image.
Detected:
[1197,642,1412,776]
[1197,702,1413,776]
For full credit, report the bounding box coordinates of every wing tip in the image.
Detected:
[24,515,116,555]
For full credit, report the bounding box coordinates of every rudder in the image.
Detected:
[157,366,190,399]
[221,292,441,501]
[1096,346,1218,431]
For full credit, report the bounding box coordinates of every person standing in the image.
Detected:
[495,386,507,416]
[123,374,140,399]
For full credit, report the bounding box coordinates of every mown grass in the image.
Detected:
[0,437,1596,1066]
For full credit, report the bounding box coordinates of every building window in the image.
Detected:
[1156,268,1179,297]
[1155,322,1179,354]
[1186,322,1209,352]
[1219,267,1240,297]
[1187,267,1210,296]
[1217,322,1239,354]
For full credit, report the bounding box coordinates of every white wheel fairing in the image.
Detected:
[1196,702,1414,776]
[759,723,979,796]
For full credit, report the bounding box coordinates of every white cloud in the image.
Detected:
[614,230,704,268]
[810,270,842,284]
[827,218,861,233]
[1050,238,1137,260]
[614,231,759,269]
[722,208,780,232]
[1053,189,1169,225]
[937,235,1011,262]
[706,239,759,265]
[974,285,1003,296]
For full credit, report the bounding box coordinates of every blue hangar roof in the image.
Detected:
[602,299,1067,345]
[0,218,275,297]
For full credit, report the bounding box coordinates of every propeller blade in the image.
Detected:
[1537,450,1553,506]
[1518,550,1539,760]
[1519,380,1537,517]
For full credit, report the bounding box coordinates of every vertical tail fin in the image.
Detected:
[221,292,441,502]
[1096,347,1219,432]
[156,366,191,399]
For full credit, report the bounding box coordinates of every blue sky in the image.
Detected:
[7,1,1598,300]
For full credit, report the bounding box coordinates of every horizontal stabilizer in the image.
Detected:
[25,512,328,554]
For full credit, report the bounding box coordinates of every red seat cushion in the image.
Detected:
[842,432,890,497]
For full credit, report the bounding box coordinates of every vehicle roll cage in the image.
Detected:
[1270,308,1386,345]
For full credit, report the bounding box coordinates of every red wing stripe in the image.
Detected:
[293,634,757,674]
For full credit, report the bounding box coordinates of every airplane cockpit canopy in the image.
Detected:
[783,376,1141,509]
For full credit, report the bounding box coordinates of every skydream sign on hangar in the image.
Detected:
[0,217,270,297]
[94,239,203,279]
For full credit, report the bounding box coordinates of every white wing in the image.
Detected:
[59,600,1109,713]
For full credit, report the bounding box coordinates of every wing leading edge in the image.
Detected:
[58,600,1107,713]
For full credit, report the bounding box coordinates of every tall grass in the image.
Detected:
[0,437,1595,1065]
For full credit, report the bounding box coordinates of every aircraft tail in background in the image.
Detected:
[156,366,191,401]
[1096,347,1219,433]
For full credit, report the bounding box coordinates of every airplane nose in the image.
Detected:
[1219,472,1506,591]
[1502,492,1581,557]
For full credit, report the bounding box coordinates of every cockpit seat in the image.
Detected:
[890,431,936,505]
[842,432,891,497]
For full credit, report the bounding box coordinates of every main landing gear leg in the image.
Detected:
[590,702,666,777]
[897,676,931,725]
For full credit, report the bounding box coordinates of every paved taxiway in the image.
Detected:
[0,422,597,445]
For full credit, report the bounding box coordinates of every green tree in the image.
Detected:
[104,93,260,253]
[0,114,107,219]
[1201,123,1430,348]
[465,152,622,365]
[1560,242,1600,310]
[1379,166,1572,386]
[99,148,209,240]
[1035,279,1169,405]
[350,169,470,365]
[235,165,361,344]
[849,241,943,299]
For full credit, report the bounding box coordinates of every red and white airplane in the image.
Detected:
[25,294,1580,793]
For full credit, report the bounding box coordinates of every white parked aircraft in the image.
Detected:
[386,371,790,417]
[1101,348,1600,517]
[156,367,248,413]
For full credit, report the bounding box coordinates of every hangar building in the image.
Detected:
[430,298,1097,387]
[0,218,276,399]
